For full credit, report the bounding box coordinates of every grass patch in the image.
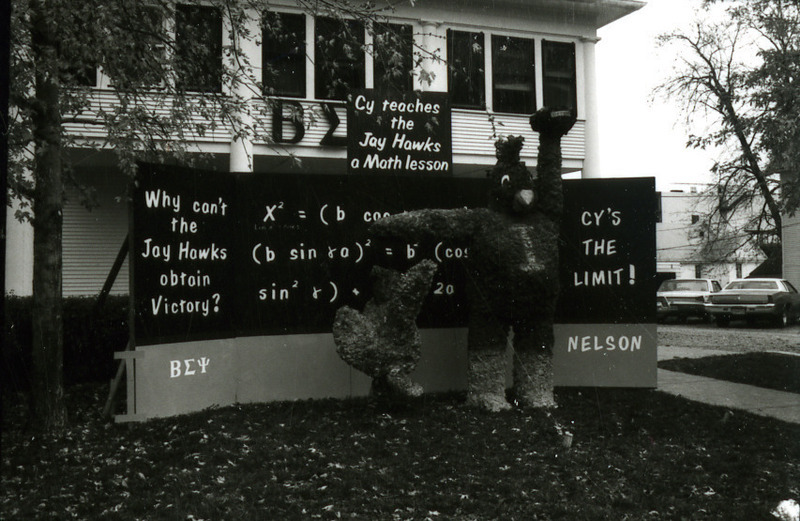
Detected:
[2,385,799,520]
[659,352,800,394]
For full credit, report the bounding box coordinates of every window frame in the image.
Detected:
[262,11,307,98]
[372,22,414,93]
[541,39,577,115]
[175,3,224,94]
[103,5,168,90]
[491,34,536,115]
[314,16,366,101]
[447,29,486,110]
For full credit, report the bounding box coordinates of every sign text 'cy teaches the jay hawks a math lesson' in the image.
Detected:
[347,90,452,175]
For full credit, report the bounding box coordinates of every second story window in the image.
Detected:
[106,6,167,89]
[64,63,98,88]
[60,33,98,87]
[373,23,413,93]
[447,30,485,110]
[315,17,365,101]
[176,4,223,93]
[542,40,576,114]
[263,12,306,98]
[492,35,535,114]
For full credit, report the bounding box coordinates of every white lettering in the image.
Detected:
[144,190,181,212]
[141,238,171,262]
[567,335,643,353]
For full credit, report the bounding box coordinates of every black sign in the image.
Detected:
[558,178,657,324]
[237,174,484,335]
[131,167,656,345]
[347,90,452,175]
[131,164,236,345]
[132,166,486,345]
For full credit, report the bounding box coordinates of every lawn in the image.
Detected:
[2,385,798,520]
[659,352,800,394]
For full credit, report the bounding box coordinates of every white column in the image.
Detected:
[5,203,34,296]
[419,21,447,92]
[227,10,260,172]
[581,36,601,179]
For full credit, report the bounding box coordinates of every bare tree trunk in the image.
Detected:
[718,93,783,238]
[29,0,66,432]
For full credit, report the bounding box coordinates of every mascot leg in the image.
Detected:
[512,318,556,408]
[467,312,511,411]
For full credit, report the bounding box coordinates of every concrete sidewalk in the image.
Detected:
[657,346,800,425]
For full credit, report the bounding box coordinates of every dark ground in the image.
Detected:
[1,323,797,520]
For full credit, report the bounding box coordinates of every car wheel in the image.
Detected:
[716,316,730,328]
[775,308,789,328]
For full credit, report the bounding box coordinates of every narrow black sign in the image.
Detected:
[132,164,236,345]
[558,178,657,324]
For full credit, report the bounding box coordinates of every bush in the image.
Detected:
[3,295,129,391]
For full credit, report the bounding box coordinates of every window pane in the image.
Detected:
[176,5,223,93]
[447,30,485,109]
[315,17,365,101]
[107,6,166,89]
[373,23,413,93]
[542,40,576,114]
[492,35,535,114]
[263,12,306,98]
[60,38,98,87]
[64,63,98,87]
[134,7,167,87]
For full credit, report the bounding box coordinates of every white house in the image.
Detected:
[6,0,645,297]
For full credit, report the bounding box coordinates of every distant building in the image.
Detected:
[657,186,765,285]
[783,211,800,289]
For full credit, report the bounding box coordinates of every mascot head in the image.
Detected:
[488,135,536,215]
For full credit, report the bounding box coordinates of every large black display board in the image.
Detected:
[132,166,486,345]
[132,167,656,346]
[236,173,486,335]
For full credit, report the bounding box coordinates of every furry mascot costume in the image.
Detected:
[370,107,576,410]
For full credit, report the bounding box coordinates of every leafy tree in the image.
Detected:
[655,0,800,251]
[8,0,426,433]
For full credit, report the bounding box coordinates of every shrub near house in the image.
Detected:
[3,296,128,391]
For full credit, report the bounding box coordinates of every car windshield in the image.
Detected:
[659,280,707,292]
[724,280,780,291]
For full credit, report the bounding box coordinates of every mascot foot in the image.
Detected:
[467,392,512,412]
[386,373,423,398]
[372,373,423,399]
[514,388,556,409]
[513,349,556,408]
[467,348,510,412]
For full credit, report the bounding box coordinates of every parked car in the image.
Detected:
[705,278,800,327]
[656,278,722,323]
